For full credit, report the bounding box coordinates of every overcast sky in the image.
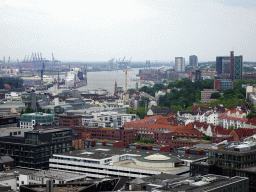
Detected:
[0,0,256,62]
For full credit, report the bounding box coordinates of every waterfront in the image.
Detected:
[49,68,141,94]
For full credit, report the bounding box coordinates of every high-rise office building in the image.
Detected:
[175,57,185,72]
[189,55,198,67]
[216,51,243,80]
[216,56,230,75]
[230,51,243,80]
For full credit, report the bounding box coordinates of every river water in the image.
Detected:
[49,68,141,94]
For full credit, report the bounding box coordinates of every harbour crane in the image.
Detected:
[122,57,126,64]
[123,67,133,92]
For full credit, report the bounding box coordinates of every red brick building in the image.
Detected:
[59,114,82,127]
[74,127,135,147]
[200,89,217,103]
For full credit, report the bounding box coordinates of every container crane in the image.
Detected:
[123,67,133,92]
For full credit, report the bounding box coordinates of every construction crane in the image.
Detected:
[123,67,133,92]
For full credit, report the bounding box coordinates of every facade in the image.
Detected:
[0,116,18,128]
[189,55,198,67]
[82,111,137,128]
[175,57,185,72]
[216,56,230,75]
[200,89,217,103]
[5,92,22,100]
[230,51,243,80]
[195,70,201,80]
[20,112,54,129]
[0,128,72,169]
[59,114,82,127]
[214,79,234,90]
[218,115,247,129]
[49,146,203,179]
[77,127,135,146]
[216,52,243,80]
[190,136,256,192]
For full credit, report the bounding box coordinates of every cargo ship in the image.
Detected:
[65,67,87,88]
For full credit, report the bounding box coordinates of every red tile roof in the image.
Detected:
[218,115,248,122]
[225,110,244,114]
[246,117,256,126]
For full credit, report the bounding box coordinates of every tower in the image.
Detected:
[57,71,60,89]
[114,81,117,96]
[74,73,76,89]
[175,57,185,72]
[230,51,243,80]
[189,55,198,67]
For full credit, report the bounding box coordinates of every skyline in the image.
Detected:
[1,0,256,62]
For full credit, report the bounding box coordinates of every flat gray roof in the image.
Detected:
[54,146,207,161]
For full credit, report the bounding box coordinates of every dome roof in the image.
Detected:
[144,154,170,161]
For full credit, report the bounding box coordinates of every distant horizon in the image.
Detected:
[1,0,255,61]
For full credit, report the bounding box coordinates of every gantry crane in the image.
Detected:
[123,67,133,92]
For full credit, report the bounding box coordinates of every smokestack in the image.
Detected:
[74,73,76,89]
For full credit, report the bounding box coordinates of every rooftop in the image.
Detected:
[156,175,248,192]
[27,169,86,181]
[54,146,207,162]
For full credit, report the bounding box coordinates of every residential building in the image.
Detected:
[147,108,177,116]
[189,55,198,67]
[218,115,247,129]
[20,112,54,129]
[0,128,72,169]
[195,69,201,80]
[175,57,185,72]
[82,111,137,128]
[5,92,21,100]
[225,109,247,118]
[200,89,217,103]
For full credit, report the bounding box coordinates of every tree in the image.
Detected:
[25,106,34,114]
[170,105,183,111]
[228,125,234,130]
[246,112,256,119]
[210,92,221,99]
[135,107,148,119]
[46,108,51,114]
[20,108,25,116]
[126,108,134,114]
[129,89,137,93]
